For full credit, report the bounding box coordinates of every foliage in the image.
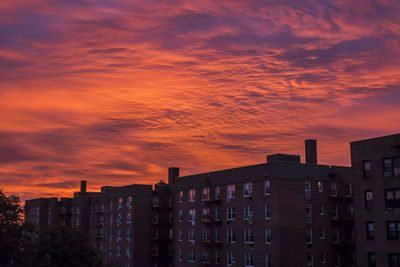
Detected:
[0,189,24,226]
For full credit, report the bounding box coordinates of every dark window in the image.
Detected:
[385,189,400,209]
[367,222,374,240]
[383,157,400,177]
[364,160,371,178]
[365,191,373,209]
[389,253,400,267]
[368,252,376,267]
[387,222,400,240]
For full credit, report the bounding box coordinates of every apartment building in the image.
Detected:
[351,134,400,267]
[171,140,354,267]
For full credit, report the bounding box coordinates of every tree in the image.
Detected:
[0,189,26,266]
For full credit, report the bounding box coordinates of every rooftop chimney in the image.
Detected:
[168,167,179,184]
[305,139,317,164]
[80,180,87,193]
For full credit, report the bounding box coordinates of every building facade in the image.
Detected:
[351,134,400,267]
[171,140,354,267]
[25,135,400,266]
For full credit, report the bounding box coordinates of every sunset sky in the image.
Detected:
[1,0,399,200]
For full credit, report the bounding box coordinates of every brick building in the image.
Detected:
[351,133,400,267]
[171,140,354,267]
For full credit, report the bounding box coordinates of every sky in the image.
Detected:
[0,0,399,200]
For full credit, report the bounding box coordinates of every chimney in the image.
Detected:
[305,139,317,164]
[168,167,179,184]
[80,180,87,193]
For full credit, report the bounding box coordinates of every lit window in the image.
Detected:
[178,191,183,202]
[178,209,183,222]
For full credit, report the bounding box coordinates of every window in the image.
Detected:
[244,228,254,244]
[152,245,158,256]
[178,209,183,222]
[126,245,131,257]
[321,252,326,264]
[367,222,374,240]
[244,182,253,197]
[368,252,377,267]
[385,189,400,209]
[265,203,271,219]
[346,184,353,196]
[215,186,221,199]
[188,209,196,223]
[215,207,221,221]
[178,190,183,202]
[347,205,354,219]
[126,230,131,240]
[202,208,210,221]
[266,228,272,244]
[118,198,123,209]
[215,228,221,242]
[330,183,337,196]
[307,253,313,267]
[152,213,158,224]
[227,184,235,199]
[364,160,371,178]
[117,228,122,240]
[331,204,338,219]
[227,206,236,221]
[152,228,158,240]
[189,189,196,202]
[202,187,210,200]
[245,251,254,267]
[117,213,122,224]
[244,205,253,220]
[227,228,236,243]
[202,249,210,263]
[126,213,131,224]
[153,196,158,207]
[365,191,373,209]
[117,245,121,256]
[383,157,400,177]
[266,252,271,267]
[188,248,195,262]
[332,228,339,243]
[188,228,195,241]
[389,253,400,267]
[318,181,323,192]
[127,196,133,209]
[305,180,311,193]
[320,204,324,215]
[320,227,325,239]
[216,250,221,264]
[387,221,400,240]
[178,248,183,261]
[227,251,236,265]
[305,204,312,220]
[265,180,270,195]
[306,229,312,244]
[178,228,183,241]
[202,228,209,242]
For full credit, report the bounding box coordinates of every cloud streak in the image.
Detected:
[0,0,399,199]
